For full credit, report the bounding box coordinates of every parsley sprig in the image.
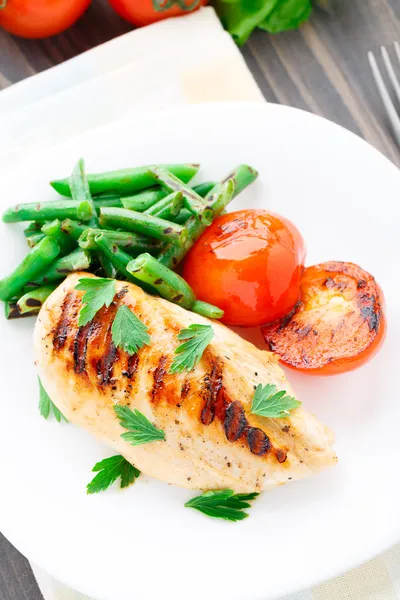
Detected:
[87,455,140,494]
[75,277,116,326]
[170,324,214,374]
[111,305,150,355]
[185,489,259,521]
[114,405,165,445]
[38,378,68,423]
[251,383,301,418]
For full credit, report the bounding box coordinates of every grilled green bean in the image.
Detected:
[0,237,60,301]
[78,228,161,255]
[31,248,90,286]
[127,253,196,309]
[121,188,165,211]
[70,159,99,227]
[191,300,224,319]
[150,167,213,222]
[16,285,57,315]
[144,191,183,220]
[41,220,76,255]
[51,164,200,197]
[99,207,188,247]
[2,199,94,223]
[24,222,42,237]
[60,219,88,241]
[26,232,46,248]
[158,178,235,269]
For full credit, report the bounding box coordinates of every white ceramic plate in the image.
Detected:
[0,103,399,600]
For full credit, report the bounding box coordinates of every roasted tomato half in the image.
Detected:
[262,261,386,375]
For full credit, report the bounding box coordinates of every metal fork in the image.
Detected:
[368,42,400,146]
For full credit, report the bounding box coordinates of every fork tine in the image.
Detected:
[381,45,400,104]
[368,50,400,146]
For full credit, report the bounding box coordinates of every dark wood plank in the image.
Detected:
[0,1,399,598]
[0,533,43,600]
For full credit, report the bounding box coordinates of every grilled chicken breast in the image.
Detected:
[34,272,337,493]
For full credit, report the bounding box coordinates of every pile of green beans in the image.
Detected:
[1,159,258,320]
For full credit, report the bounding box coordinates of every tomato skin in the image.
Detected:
[0,0,91,39]
[108,0,208,27]
[262,261,386,375]
[182,210,306,327]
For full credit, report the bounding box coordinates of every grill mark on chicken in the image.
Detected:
[151,355,168,400]
[247,427,271,456]
[224,401,247,442]
[53,292,75,350]
[86,299,122,386]
[123,354,139,379]
[73,320,99,374]
[102,340,119,385]
[201,359,223,425]
[181,379,190,398]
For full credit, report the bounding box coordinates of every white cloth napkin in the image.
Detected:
[2,7,399,600]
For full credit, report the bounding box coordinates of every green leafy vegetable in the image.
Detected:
[114,405,165,445]
[38,377,68,423]
[111,305,150,355]
[251,383,301,418]
[185,489,259,521]
[170,324,214,374]
[75,277,116,326]
[212,0,312,45]
[87,455,140,494]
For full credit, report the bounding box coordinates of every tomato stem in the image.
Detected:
[0,0,7,8]
[152,0,201,12]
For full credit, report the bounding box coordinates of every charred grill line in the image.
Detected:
[124,354,139,379]
[151,355,168,400]
[224,401,246,442]
[102,341,119,385]
[53,292,74,350]
[200,359,223,425]
[181,379,190,398]
[73,321,98,374]
[247,427,271,456]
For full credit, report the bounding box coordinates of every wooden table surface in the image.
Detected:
[0,1,399,598]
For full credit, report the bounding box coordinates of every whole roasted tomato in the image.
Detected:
[0,0,91,39]
[183,209,306,327]
[108,0,208,27]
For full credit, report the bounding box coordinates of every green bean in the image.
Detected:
[93,194,122,210]
[41,220,76,255]
[193,181,216,198]
[24,222,42,237]
[78,228,161,255]
[99,207,188,247]
[51,164,200,197]
[93,233,154,295]
[98,253,117,279]
[30,248,91,286]
[158,179,235,269]
[144,191,183,220]
[150,167,213,222]
[16,285,57,316]
[158,165,258,269]
[2,199,94,223]
[26,232,46,248]
[191,300,224,319]
[172,208,192,225]
[70,159,99,227]
[0,237,60,301]
[127,253,196,309]
[60,219,88,241]
[121,188,165,211]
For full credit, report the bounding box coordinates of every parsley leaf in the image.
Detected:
[75,277,116,326]
[87,455,140,494]
[251,383,301,418]
[111,305,150,355]
[185,489,259,522]
[38,377,68,423]
[114,405,165,445]
[169,324,214,374]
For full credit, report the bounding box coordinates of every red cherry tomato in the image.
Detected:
[183,209,306,327]
[262,261,386,375]
[0,0,91,39]
[108,0,208,27]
